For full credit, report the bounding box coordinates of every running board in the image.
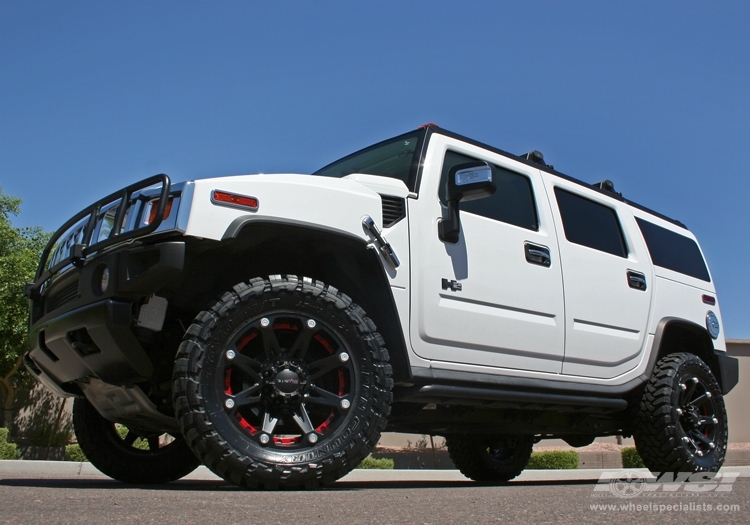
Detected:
[397,384,628,413]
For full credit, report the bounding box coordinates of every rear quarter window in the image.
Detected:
[636,218,711,282]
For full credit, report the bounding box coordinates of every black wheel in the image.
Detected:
[446,434,533,482]
[173,275,393,489]
[633,352,728,474]
[72,398,200,483]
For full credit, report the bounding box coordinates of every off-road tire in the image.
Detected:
[446,434,534,482]
[72,398,200,484]
[173,275,393,489]
[633,352,728,474]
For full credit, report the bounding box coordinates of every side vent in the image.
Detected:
[380,195,406,227]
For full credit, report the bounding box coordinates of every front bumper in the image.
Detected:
[25,241,185,394]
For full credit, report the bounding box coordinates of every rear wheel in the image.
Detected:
[446,434,533,482]
[72,398,200,483]
[173,275,393,489]
[633,352,728,474]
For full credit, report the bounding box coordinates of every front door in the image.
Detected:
[409,134,565,374]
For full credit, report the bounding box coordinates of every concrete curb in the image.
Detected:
[2,460,750,483]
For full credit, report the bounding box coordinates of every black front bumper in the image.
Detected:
[25,241,185,394]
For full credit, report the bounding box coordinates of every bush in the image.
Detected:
[526,450,578,469]
[621,446,645,468]
[0,428,19,460]
[65,444,88,462]
[116,425,149,450]
[358,456,395,469]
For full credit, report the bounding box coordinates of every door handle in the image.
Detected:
[524,243,551,267]
[627,270,647,291]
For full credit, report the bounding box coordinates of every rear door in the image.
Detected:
[544,179,653,379]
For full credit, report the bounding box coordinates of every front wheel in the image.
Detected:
[633,352,728,474]
[72,398,200,484]
[173,275,393,489]
[446,434,534,482]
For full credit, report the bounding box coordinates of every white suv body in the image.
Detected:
[25,125,737,488]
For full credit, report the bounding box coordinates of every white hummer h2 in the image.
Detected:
[25,124,738,488]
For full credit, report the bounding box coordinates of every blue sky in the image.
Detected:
[1,1,748,337]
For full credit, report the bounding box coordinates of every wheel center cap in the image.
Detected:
[274,369,301,394]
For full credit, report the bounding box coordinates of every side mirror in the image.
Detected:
[439,162,496,243]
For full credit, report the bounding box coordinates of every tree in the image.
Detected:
[0,188,49,429]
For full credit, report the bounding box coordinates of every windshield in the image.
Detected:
[314,129,425,191]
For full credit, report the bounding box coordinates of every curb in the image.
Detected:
[2,460,750,483]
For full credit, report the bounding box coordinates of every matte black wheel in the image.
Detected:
[72,398,200,484]
[446,434,533,482]
[633,352,728,474]
[173,275,393,489]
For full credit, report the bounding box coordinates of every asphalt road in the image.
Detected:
[1,466,748,525]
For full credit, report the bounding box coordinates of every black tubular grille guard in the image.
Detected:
[28,174,171,299]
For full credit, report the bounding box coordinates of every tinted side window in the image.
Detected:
[440,151,539,231]
[636,218,710,282]
[554,188,628,257]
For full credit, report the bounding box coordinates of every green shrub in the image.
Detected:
[0,428,20,460]
[358,456,395,469]
[621,446,645,468]
[526,450,578,469]
[65,444,88,462]
[116,425,149,450]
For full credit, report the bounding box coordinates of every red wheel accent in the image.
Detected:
[315,412,335,434]
[236,331,258,351]
[314,333,335,354]
[236,413,257,434]
[224,369,232,395]
[273,436,302,446]
[273,322,298,331]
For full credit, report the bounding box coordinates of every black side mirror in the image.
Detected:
[439,161,496,243]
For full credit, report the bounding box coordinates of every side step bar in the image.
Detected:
[397,384,628,413]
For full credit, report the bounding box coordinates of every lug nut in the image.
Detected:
[260,318,270,327]
[307,319,316,329]
[226,349,236,360]
[680,383,687,391]
[339,352,350,363]
[259,434,270,445]
[709,442,716,449]
[340,399,351,410]
[696,451,703,457]
[676,408,683,415]
[225,399,235,409]
[308,433,318,444]
[683,436,690,443]
[712,418,719,424]
[706,392,712,398]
